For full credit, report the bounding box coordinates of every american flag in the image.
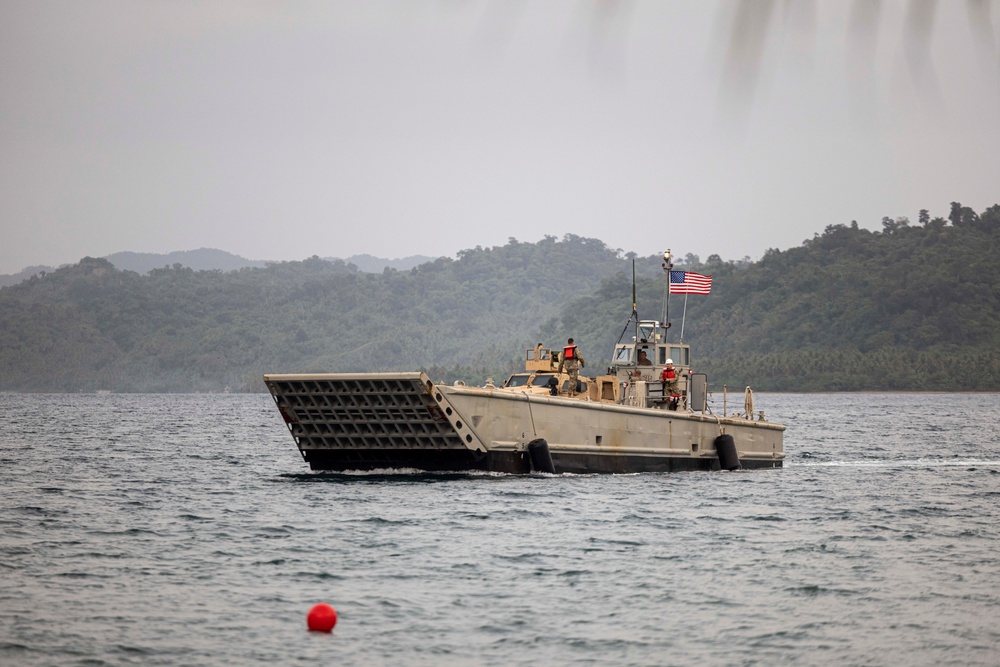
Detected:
[669,271,712,295]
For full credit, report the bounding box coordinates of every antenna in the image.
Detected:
[631,259,637,316]
[613,259,639,349]
[661,249,672,342]
[632,258,639,347]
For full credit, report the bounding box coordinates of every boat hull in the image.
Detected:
[263,372,784,474]
[297,448,781,474]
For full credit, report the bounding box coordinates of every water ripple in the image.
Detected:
[1,392,999,666]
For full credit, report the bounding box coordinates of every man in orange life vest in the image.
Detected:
[557,337,585,393]
[661,358,680,410]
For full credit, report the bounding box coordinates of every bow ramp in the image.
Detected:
[263,372,505,472]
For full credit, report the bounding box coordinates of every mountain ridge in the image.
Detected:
[2,204,998,393]
[0,249,440,287]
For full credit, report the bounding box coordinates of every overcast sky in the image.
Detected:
[2,0,998,274]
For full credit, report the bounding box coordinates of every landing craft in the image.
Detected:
[264,250,784,473]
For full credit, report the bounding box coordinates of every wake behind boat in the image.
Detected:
[264,250,785,473]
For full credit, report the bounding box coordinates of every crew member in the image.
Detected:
[661,358,680,410]
[637,350,652,365]
[557,337,585,393]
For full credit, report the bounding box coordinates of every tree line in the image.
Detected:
[0,235,628,392]
[538,202,1000,391]
[1,203,998,392]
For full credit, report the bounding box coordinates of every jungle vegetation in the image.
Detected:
[541,202,1000,391]
[1,202,998,393]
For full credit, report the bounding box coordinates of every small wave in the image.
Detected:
[54,571,112,579]
[587,537,645,547]
[88,528,162,537]
[292,571,345,581]
[360,517,413,526]
[0,545,32,556]
[68,551,126,560]
[558,569,593,578]
[210,549,239,557]
[506,552,549,563]
[0,641,31,652]
[795,459,1000,468]
[253,558,287,566]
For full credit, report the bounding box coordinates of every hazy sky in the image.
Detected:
[2,1,999,274]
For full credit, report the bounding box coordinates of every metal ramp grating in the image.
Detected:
[264,374,464,451]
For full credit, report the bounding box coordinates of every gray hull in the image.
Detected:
[264,372,784,474]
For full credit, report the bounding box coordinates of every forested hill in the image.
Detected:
[2,203,999,393]
[542,202,1000,391]
[0,236,629,392]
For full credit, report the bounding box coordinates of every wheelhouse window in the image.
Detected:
[637,323,657,342]
[613,346,634,364]
[504,374,530,387]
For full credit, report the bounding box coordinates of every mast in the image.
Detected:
[632,259,639,346]
[612,258,640,351]
[661,249,672,343]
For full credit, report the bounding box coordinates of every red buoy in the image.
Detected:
[306,603,338,633]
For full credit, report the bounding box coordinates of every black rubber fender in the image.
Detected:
[527,438,556,474]
[714,434,742,471]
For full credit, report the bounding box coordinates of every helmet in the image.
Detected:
[665,358,673,364]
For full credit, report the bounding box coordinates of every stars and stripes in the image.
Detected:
[669,271,712,295]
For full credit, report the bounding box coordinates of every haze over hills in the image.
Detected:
[2,203,998,393]
[342,254,441,273]
[0,249,439,287]
[105,249,267,273]
[0,234,625,392]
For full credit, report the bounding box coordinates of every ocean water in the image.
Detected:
[1,392,999,666]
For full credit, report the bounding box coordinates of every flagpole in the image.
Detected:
[679,293,689,343]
